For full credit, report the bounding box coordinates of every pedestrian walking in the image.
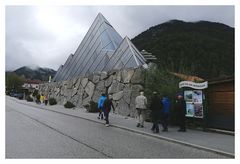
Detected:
[103,95,115,127]
[40,94,45,105]
[135,91,147,128]
[150,92,163,133]
[161,95,170,132]
[97,93,107,120]
[175,93,187,132]
[44,94,48,105]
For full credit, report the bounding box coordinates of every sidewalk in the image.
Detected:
[9,97,235,158]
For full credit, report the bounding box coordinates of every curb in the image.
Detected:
[206,128,234,136]
[186,126,234,136]
[11,98,235,158]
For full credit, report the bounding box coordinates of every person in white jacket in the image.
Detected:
[135,91,147,128]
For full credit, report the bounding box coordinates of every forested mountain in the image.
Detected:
[132,20,234,79]
[7,66,56,81]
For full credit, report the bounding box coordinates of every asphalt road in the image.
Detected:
[6,97,228,158]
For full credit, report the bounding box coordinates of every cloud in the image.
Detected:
[5,6,234,71]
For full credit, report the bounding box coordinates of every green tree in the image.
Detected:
[132,20,234,79]
[144,64,181,100]
[6,73,25,92]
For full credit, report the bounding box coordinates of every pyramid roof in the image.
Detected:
[104,36,146,71]
[53,13,146,82]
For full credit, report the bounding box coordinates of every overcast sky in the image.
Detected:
[5,5,234,71]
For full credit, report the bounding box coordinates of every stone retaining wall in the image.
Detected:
[39,67,145,117]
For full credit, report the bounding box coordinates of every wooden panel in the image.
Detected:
[210,91,234,104]
[207,83,234,130]
[208,82,234,92]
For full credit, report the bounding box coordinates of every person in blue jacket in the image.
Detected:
[161,95,170,132]
[97,93,107,120]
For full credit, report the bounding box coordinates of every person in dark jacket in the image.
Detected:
[97,93,106,120]
[161,96,170,132]
[150,92,163,133]
[175,93,187,132]
[103,95,115,127]
[44,94,49,105]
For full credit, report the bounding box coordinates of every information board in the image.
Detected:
[184,90,203,118]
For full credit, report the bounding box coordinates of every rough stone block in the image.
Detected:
[117,99,130,116]
[82,96,91,106]
[131,68,144,84]
[112,91,123,101]
[105,75,113,87]
[116,71,122,82]
[85,81,95,98]
[72,76,79,86]
[92,89,102,103]
[81,78,88,88]
[92,75,100,84]
[130,102,138,117]
[123,85,132,104]
[72,95,80,106]
[100,71,108,80]
[96,81,105,91]
[71,87,78,97]
[122,69,135,83]
[131,84,144,92]
[108,80,124,94]
[74,77,82,89]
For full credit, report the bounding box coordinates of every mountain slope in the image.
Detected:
[13,66,56,81]
[132,20,234,79]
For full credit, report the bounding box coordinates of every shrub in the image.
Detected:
[26,95,33,102]
[90,101,99,113]
[49,98,57,105]
[36,94,40,101]
[33,90,38,97]
[84,101,98,113]
[64,101,76,108]
[83,104,90,111]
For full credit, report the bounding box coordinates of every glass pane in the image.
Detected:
[124,56,137,68]
[121,48,132,65]
[100,30,111,48]
[104,42,115,50]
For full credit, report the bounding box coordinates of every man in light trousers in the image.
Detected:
[135,91,147,128]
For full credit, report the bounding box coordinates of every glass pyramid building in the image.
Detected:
[53,13,147,82]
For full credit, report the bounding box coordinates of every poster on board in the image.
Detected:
[184,91,193,103]
[192,90,203,103]
[186,103,194,117]
[194,103,204,118]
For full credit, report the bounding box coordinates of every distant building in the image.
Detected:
[22,79,41,91]
[53,13,147,82]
